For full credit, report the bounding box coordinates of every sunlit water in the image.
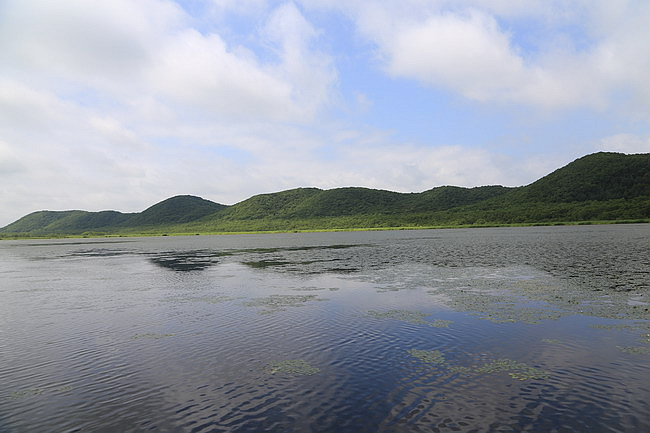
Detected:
[1,225,649,432]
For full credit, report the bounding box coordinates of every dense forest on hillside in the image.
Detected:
[2,152,649,237]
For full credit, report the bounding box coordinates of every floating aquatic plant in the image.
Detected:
[408,349,446,365]
[244,294,326,314]
[9,384,74,400]
[291,286,340,292]
[508,371,548,381]
[448,366,473,375]
[194,295,236,304]
[266,359,321,376]
[590,322,650,346]
[10,388,44,399]
[590,322,650,347]
[131,333,175,340]
[408,348,550,381]
[367,310,452,328]
[430,319,453,327]
[165,295,236,304]
[361,261,650,323]
[423,267,650,325]
[591,324,641,330]
[474,359,550,380]
[618,346,650,355]
[54,385,73,393]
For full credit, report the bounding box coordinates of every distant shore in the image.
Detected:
[2,218,648,241]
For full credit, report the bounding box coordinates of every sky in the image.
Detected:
[1,0,650,226]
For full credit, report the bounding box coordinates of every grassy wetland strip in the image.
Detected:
[1,218,648,240]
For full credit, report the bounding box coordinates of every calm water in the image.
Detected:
[1,225,649,433]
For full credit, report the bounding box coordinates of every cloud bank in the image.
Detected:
[0,0,648,225]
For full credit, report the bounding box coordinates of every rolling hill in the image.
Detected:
[125,195,226,226]
[0,195,225,235]
[2,152,649,237]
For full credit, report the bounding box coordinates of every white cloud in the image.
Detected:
[0,0,645,228]
[0,0,184,94]
[262,2,337,117]
[0,140,25,176]
[208,0,270,16]
[0,0,342,224]
[0,0,336,121]
[598,133,650,154]
[335,143,523,191]
[299,0,650,113]
[0,72,539,226]
[148,29,300,121]
[387,11,529,101]
[354,92,373,112]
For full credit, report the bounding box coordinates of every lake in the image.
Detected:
[1,224,649,432]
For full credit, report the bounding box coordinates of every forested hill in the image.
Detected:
[507,152,650,202]
[2,152,649,236]
[0,195,224,235]
[215,185,512,220]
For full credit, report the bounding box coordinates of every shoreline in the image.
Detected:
[1,218,648,241]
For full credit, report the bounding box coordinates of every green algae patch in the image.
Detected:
[10,388,44,399]
[244,294,326,314]
[447,359,549,381]
[618,346,650,355]
[591,323,650,330]
[592,324,630,330]
[186,295,236,304]
[448,366,473,375]
[54,385,73,393]
[407,347,550,381]
[590,322,650,346]
[266,359,321,376]
[475,359,550,380]
[131,333,175,340]
[423,266,650,325]
[198,296,237,304]
[291,287,340,292]
[427,285,566,324]
[164,295,236,304]
[9,384,74,400]
[368,310,452,328]
[408,349,446,364]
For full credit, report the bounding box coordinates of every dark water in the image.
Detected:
[1,225,649,433]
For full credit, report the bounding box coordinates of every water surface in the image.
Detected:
[1,225,649,432]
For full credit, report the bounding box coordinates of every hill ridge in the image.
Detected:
[2,152,649,236]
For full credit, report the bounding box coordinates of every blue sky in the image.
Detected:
[1,0,649,225]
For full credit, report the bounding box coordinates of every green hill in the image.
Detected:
[1,152,648,237]
[445,152,650,224]
[125,195,226,226]
[509,152,650,203]
[1,210,83,233]
[216,185,513,220]
[1,195,224,235]
[0,210,133,234]
[406,185,512,212]
[217,188,321,220]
